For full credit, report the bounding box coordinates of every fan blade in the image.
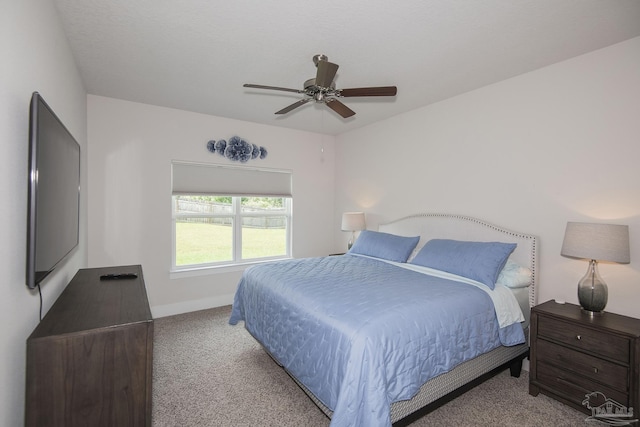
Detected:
[315,61,339,88]
[339,86,397,97]
[326,99,355,118]
[244,84,304,94]
[275,98,310,115]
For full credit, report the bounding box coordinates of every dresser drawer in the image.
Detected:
[537,340,629,392]
[538,316,630,363]
[536,360,629,410]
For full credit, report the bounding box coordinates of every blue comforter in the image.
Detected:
[229,254,524,426]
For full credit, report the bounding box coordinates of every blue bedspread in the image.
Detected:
[229,254,524,426]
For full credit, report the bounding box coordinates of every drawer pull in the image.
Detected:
[593,367,598,374]
[576,335,582,340]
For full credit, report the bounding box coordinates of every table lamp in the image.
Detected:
[341,212,366,250]
[561,222,630,314]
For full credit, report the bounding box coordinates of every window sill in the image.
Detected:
[170,257,292,279]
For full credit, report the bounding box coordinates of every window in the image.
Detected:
[171,162,292,270]
[172,196,291,268]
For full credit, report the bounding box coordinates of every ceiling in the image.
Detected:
[53,0,640,136]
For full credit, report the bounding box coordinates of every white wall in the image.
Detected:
[0,2,87,426]
[335,37,640,318]
[87,96,335,317]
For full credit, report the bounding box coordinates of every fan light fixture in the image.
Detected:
[243,54,397,118]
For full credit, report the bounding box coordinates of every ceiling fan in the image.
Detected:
[243,54,397,118]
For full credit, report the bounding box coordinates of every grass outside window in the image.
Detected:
[175,222,286,266]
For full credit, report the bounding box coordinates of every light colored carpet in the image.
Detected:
[152,305,589,426]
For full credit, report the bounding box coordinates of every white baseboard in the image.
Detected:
[151,294,235,318]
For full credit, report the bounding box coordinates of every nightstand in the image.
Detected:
[529,300,640,416]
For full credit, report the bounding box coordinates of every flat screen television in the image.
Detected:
[26,92,81,289]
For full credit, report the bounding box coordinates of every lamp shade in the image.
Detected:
[341,212,366,232]
[561,222,630,263]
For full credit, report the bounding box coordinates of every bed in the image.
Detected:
[229,213,537,426]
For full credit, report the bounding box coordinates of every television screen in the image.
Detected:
[26,92,80,289]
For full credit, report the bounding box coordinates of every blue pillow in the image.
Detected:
[349,230,420,263]
[410,239,517,289]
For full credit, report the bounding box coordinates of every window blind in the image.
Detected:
[171,161,292,197]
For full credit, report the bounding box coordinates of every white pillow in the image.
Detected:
[496,260,532,288]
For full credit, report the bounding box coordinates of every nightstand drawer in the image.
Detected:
[537,340,629,392]
[538,316,630,363]
[537,361,629,409]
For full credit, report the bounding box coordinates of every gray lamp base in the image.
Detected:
[347,231,355,250]
[577,259,608,314]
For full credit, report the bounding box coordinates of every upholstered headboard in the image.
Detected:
[378,213,538,308]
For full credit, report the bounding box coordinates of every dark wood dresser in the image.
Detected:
[529,300,640,416]
[26,265,153,427]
